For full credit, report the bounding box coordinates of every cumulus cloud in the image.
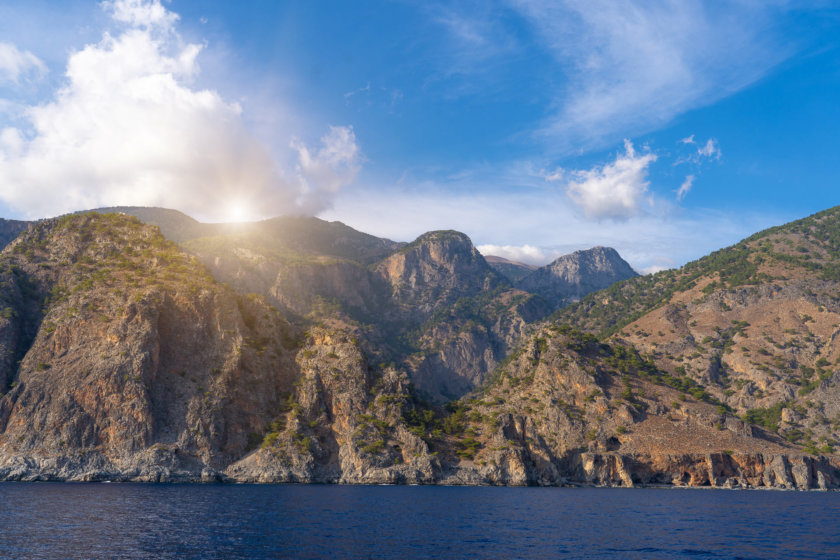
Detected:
[680,134,695,145]
[0,0,359,220]
[640,264,672,275]
[0,42,46,85]
[561,140,657,220]
[677,174,694,201]
[475,244,559,266]
[105,0,178,29]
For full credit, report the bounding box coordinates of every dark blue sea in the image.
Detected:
[1,484,838,559]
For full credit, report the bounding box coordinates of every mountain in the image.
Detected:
[0,218,29,250]
[0,213,301,479]
[555,205,840,457]
[484,255,538,283]
[228,323,837,488]
[516,246,638,309]
[2,207,840,487]
[100,206,404,264]
[374,231,507,319]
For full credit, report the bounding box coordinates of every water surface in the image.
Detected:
[1,483,838,559]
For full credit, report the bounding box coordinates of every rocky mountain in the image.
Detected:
[516,246,638,309]
[0,219,29,250]
[130,214,549,404]
[556,206,840,458]
[0,213,301,480]
[1,207,839,488]
[484,255,537,284]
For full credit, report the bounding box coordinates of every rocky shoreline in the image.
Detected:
[2,451,837,491]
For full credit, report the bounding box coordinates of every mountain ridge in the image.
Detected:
[1,206,839,487]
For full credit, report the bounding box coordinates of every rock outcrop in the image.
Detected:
[517,246,637,308]
[373,230,506,320]
[0,213,300,481]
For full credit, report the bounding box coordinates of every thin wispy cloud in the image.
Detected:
[0,0,360,220]
[292,126,362,215]
[677,174,694,201]
[0,42,46,85]
[676,136,722,165]
[697,139,721,160]
[507,0,789,150]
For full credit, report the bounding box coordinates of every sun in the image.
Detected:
[224,201,251,223]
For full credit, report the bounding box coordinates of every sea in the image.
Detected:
[0,483,838,559]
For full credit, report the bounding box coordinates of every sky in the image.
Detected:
[0,0,838,273]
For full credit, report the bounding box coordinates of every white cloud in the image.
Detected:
[476,244,559,266]
[640,264,671,275]
[562,140,657,220]
[320,186,788,273]
[677,174,694,201]
[0,0,359,221]
[539,167,564,183]
[292,126,362,214]
[0,42,46,85]
[508,1,788,150]
[676,136,722,166]
[697,138,721,160]
[680,134,695,145]
[104,0,178,30]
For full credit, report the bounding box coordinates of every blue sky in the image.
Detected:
[0,1,838,272]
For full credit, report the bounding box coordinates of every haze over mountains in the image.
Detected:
[0,206,839,488]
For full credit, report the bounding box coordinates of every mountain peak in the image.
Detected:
[374,229,505,318]
[516,246,637,307]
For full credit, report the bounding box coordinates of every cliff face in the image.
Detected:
[517,246,637,308]
[0,214,300,481]
[183,225,538,403]
[373,230,506,320]
[3,208,840,488]
[223,325,840,489]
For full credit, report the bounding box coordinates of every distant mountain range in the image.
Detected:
[0,205,838,488]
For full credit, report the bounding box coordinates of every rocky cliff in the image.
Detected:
[224,324,840,489]
[517,246,637,308]
[557,206,840,460]
[1,209,839,488]
[0,213,301,481]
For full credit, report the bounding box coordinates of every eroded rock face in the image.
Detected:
[225,328,440,484]
[374,230,506,320]
[517,247,637,308]
[2,210,839,488]
[0,213,299,481]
